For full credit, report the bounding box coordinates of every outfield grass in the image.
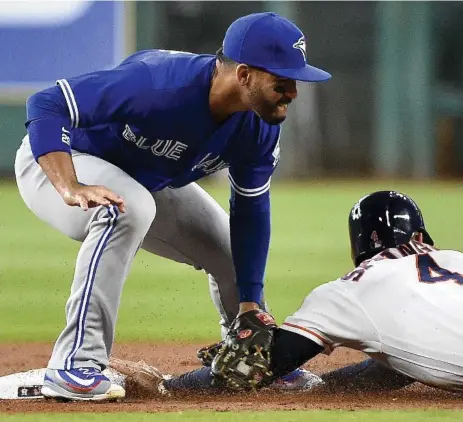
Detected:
[2,410,463,421]
[1,179,463,342]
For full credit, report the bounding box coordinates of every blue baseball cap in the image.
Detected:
[222,12,331,82]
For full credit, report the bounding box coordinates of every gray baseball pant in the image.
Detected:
[14,136,239,370]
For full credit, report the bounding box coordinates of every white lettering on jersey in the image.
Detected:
[122,124,188,161]
[150,139,171,155]
[61,127,70,146]
[192,153,229,174]
[165,142,188,160]
[122,124,137,142]
[133,137,150,150]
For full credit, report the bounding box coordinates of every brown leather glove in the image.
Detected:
[211,310,277,391]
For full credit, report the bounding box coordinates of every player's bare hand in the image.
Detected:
[109,357,168,396]
[61,183,126,213]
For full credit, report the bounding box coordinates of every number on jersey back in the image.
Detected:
[416,254,463,285]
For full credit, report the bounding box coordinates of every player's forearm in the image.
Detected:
[26,88,81,195]
[269,329,323,380]
[230,207,270,304]
[319,359,415,393]
[37,151,79,197]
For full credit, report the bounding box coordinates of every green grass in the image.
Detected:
[2,410,463,421]
[1,179,463,343]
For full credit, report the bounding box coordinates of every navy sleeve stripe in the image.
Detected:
[228,174,271,197]
[56,79,79,128]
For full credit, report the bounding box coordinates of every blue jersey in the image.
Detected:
[25,49,282,304]
[26,49,280,196]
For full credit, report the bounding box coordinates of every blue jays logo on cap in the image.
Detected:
[292,37,307,63]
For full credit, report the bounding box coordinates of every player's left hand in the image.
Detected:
[211,309,277,391]
[109,357,169,396]
[62,183,126,213]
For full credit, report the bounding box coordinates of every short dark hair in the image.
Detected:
[216,47,237,66]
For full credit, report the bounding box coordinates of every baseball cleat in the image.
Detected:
[271,368,324,391]
[41,367,125,401]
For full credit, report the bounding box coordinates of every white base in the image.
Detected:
[0,368,126,400]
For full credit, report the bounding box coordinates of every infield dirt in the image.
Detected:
[0,343,462,413]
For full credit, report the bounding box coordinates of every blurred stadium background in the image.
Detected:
[1,1,463,179]
[1,1,463,342]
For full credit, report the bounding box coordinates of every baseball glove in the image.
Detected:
[197,341,224,367]
[211,309,277,391]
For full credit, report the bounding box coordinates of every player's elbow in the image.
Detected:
[26,86,68,122]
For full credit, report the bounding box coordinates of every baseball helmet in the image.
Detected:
[349,191,434,266]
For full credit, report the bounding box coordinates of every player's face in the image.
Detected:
[247,69,298,125]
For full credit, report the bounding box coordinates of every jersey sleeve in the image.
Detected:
[26,61,153,160]
[54,61,153,128]
[228,124,281,206]
[227,123,281,303]
[281,280,378,355]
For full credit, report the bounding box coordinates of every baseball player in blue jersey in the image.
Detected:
[14,12,330,401]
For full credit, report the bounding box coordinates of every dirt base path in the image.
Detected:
[1,343,462,413]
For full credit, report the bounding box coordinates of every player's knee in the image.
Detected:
[122,192,156,235]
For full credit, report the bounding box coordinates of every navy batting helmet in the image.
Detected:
[348,191,434,266]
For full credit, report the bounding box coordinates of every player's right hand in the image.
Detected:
[61,183,126,213]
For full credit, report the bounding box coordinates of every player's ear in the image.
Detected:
[236,64,251,86]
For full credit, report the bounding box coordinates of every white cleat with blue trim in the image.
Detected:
[41,367,125,401]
